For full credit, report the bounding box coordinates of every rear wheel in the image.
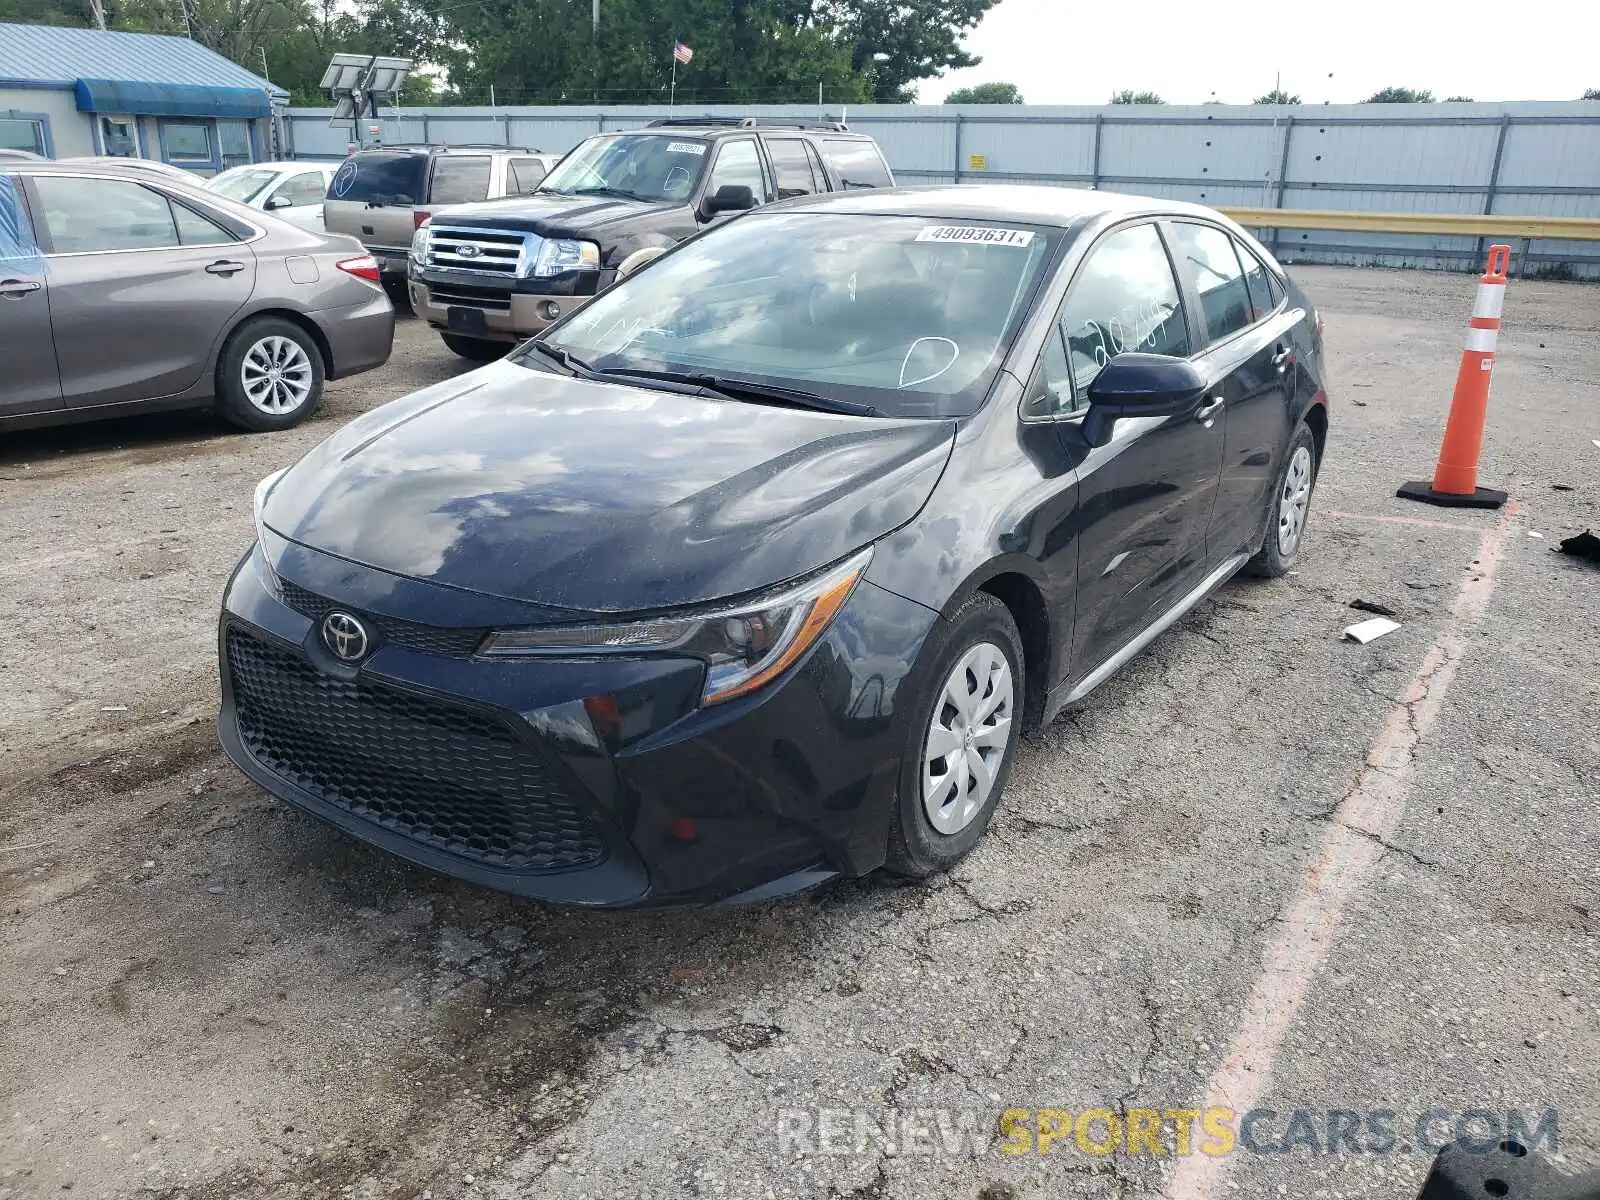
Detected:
[886,592,1023,878]
[441,333,508,363]
[216,317,325,432]
[1245,420,1319,577]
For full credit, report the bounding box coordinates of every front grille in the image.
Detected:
[279,579,486,659]
[427,282,511,312]
[227,627,604,872]
[425,225,526,274]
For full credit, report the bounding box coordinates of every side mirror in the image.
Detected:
[703,184,755,217]
[1081,353,1207,447]
[264,194,293,210]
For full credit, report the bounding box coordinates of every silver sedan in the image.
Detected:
[0,160,393,434]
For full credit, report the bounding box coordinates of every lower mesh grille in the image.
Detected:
[227,626,604,872]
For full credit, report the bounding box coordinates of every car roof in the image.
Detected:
[770,184,1226,228]
[216,160,328,173]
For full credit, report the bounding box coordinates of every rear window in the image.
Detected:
[821,139,892,189]
[328,153,426,205]
[427,156,493,205]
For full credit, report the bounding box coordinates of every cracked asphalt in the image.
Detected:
[1,267,1596,1199]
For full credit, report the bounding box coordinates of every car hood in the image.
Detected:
[262,362,955,613]
[429,192,691,239]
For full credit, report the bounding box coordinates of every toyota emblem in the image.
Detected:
[321,611,370,662]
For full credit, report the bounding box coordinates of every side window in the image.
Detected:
[32,176,179,253]
[822,139,893,189]
[766,138,817,199]
[1053,222,1190,408]
[427,156,492,205]
[171,200,235,246]
[0,174,40,262]
[706,139,770,203]
[162,121,213,171]
[1169,222,1253,346]
[1234,238,1281,320]
[275,172,326,207]
[508,157,547,194]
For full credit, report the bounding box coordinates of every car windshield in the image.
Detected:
[208,168,278,203]
[524,212,1059,418]
[539,133,708,203]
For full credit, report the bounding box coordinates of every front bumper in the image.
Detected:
[216,540,939,907]
[310,290,395,380]
[407,262,604,343]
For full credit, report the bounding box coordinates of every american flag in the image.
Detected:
[673,41,694,65]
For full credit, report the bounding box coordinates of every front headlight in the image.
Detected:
[409,220,432,264]
[479,548,872,705]
[253,468,287,542]
[528,238,600,278]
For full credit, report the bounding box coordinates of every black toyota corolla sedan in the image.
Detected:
[218,185,1328,907]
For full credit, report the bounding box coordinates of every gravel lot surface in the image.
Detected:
[1,268,1596,1199]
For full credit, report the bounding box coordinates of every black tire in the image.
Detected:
[1244,420,1319,578]
[441,333,509,363]
[215,316,325,433]
[885,592,1024,878]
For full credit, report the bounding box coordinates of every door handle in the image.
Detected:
[1271,343,1296,374]
[1195,395,1225,426]
[0,278,41,297]
[205,260,246,276]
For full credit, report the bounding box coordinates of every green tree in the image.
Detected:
[944,81,1021,104]
[1583,88,1600,100]
[1254,88,1299,104]
[1443,95,1475,102]
[1364,86,1434,103]
[779,0,999,102]
[1110,89,1163,104]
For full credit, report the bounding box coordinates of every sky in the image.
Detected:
[917,0,1600,105]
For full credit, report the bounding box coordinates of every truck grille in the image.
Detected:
[279,579,486,658]
[426,282,512,312]
[227,627,605,873]
[425,225,527,275]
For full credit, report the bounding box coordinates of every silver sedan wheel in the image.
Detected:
[241,335,314,415]
[922,641,1014,836]
[1277,445,1314,557]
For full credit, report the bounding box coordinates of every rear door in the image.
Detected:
[1164,220,1300,562]
[0,171,60,416]
[424,155,493,218]
[506,156,549,197]
[29,174,256,408]
[765,137,824,200]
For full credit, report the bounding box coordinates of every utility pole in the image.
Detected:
[260,47,271,83]
[86,0,106,29]
[592,0,599,106]
[177,0,194,39]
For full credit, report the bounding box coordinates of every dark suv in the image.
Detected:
[404,118,894,360]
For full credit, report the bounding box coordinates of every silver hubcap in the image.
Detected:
[242,335,313,414]
[1278,445,1314,557]
[922,642,1014,836]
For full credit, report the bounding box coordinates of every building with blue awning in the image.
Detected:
[0,23,287,174]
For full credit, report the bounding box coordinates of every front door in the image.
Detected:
[696,137,771,228]
[28,174,255,408]
[1046,221,1224,674]
[0,172,60,416]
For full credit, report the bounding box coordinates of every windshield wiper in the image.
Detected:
[569,185,652,203]
[596,368,879,417]
[522,341,600,379]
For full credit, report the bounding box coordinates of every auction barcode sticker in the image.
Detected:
[916,225,1035,248]
[666,141,707,155]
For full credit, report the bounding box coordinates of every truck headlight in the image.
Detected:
[409,221,432,264]
[478,549,871,705]
[529,238,600,278]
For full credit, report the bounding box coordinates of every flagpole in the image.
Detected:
[670,37,677,108]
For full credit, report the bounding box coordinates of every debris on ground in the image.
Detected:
[1552,484,1574,492]
[1556,530,1600,566]
[1344,616,1401,644]
[1349,599,1398,617]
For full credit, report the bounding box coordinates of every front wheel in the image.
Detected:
[1244,420,1319,577]
[441,333,508,362]
[885,592,1023,878]
[216,317,325,432]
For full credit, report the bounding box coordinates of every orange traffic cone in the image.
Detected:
[1397,245,1511,509]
